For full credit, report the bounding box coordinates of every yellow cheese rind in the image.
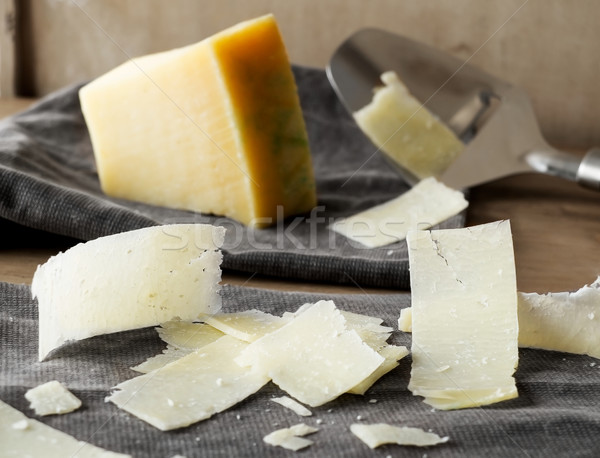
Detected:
[0,399,130,457]
[79,14,315,227]
[354,71,463,179]
[330,177,468,248]
[32,224,224,361]
[407,221,519,410]
[108,335,269,431]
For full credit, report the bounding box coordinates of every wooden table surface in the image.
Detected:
[1,98,598,294]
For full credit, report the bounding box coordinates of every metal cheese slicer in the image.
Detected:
[327,28,600,190]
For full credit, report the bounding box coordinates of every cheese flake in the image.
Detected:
[330,177,468,248]
[157,321,225,350]
[108,336,269,431]
[32,224,224,361]
[270,396,312,417]
[25,380,82,416]
[0,399,130,457]
[235,300,384,407]
[263,423,318,451]
[349,345,409,395]
[205,309,286,342]
[350,423,449,448]
[407,221,519,410]
[354,71,464,179]
[518,277,600,358]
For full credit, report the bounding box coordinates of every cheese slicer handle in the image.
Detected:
[526,148,600,191]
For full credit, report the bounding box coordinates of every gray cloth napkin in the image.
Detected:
[0,66,466,289]
[2,281,600,457]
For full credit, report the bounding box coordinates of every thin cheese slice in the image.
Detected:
[518,277,600,358]
[0,399,130,457]
[270,396,312,417]
[131,345,193,374]
[205,309,286,342]
[407,221,519,410]
[79,14,316,227]
[263,423,318,451]
[330,177,468,248]
[354,71,463,179]
[25,381,82,416]
[108,335,269,431]
[350,423,449,448]
[32,224,224,361]
[157,321,225,350]
[235,300,384,407]
[349,345,409,395]
[402,277,600,359]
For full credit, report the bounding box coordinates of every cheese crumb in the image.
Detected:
[350,423,449,449]
[263,423,318,451]
[270,396,312,417]
[25,381,82,416]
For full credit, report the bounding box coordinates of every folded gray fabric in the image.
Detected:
[2,281,600,457]
[0,67,466,289]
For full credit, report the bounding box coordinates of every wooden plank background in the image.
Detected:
[8,0,600,148]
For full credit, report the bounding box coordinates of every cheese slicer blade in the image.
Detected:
[327,28,600,190]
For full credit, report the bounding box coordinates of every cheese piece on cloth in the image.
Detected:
[235,300,384,407]
[79,14,316,227]
[330,177,467,248]
[350,423,449,448]
[25,381,82,416]
[407,221,519,409]
[354,71,464,180]
[32,224,224,361]
[108,335,269,431]
[0,399,130,457]
[518,277,600,358]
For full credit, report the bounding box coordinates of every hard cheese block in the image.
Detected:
[330,177,468,248]
[518,277,600,358]
[32,224,224,361]
[354,71,463,180]
[79,14,316,228]
[407,221,519,409]
[0,399,130,457]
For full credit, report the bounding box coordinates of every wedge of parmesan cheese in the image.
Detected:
[32,224,224,361]
[108,335,269,431]
[0,399,130,457]
[407,221,519,410]
[25,381,81,416]
[330,177,468,248]
[79,14,316,227]
[263,423,318,451]
[354,71,464,179]
[518,278,600,358]
[350,423,449,448]
[235,300,384,407]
